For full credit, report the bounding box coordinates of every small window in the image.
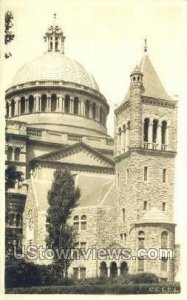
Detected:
[144,167,148,181]
[122,208,125,223]
[138,231,145,249]
[81,222,87,230]
[138,257,144,271]
[163,169,167,183]
[73,268,79,279]
[73,222,79,230]
[126,169,129,184]
[80,242,86,249]
[161,258,167,271]
[80,267,86,280]
[161,231,168,248]
[117,174,119,186]
[144,201,147,210]
[81,215,87,230]
[120,233,123,240]
[14,148,21,161]
[162,202,166,211]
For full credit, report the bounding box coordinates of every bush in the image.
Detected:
[5,259,41,288]
[6,282,181,294]
[5,260,75,288]
[131,272,159,284]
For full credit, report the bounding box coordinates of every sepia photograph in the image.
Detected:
[1,0,187,297]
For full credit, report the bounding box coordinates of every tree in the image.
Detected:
[5,10,15,59]
[46,168,80,278]
[5,164,24,190]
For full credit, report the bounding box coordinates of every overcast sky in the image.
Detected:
[2,0,187,245]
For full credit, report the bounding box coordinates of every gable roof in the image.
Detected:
[122,53,173,103]
[32,142,114,168]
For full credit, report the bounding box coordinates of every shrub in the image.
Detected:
[5,259,41,288]
[131,272,159,284]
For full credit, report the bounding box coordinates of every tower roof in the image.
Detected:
[137,207,173,224]
[122,53,173,103]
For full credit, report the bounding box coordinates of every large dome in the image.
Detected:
[11,52,99,91]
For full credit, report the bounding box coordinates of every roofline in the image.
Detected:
[32,141,115,165]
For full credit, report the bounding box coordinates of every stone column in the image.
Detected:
[35,95,40,112]
[157,124,162,149]
[117,131,121,154]
[14,97,19,116]
[47,95,51,112]
[25,98,29,114]
[126,127,129,148]
[81,100,85,116]
[121,128,124,152]
[62,96,65,112]
[148,121,153,149]
[58,95,63,112]
[8,101,11,118]
[70,97,74,113]
[117,266,121,277]
[89,104,92,118]
[107,267,110,278]
[166,125,169,150]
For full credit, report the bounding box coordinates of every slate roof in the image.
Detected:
[30,173,116,211]
[123,53,173,103]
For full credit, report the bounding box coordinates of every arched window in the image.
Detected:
[11,100,15,117]
[9,213,15,226]
[16,213,21,227]
[110,262,117,278]
[138,231,145,248]
[21,97,25,114]
[85,100,90,117]
[92,103,96,119]
[51,94,57,112]
[161,231,168,248]
[29,95,34,113]
[144,118,149,142]
[7,147,13,161]
[73,215,79,230]
[153,119,158,143]
[99,107,103,123]
[100,262,107,278]
[6,102,9,118]
[55,37,58,51]
[65,95,70,113]
[41,94,47,112]
[14,148,21,161]
[81,215,87,230]
[161,121,167,145]
[74,97,79,115]
[120,262,128,276]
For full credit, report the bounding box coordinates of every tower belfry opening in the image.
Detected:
[43,13,66,54]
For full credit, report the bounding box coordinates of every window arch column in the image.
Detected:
[70,96,74,113]
[25,98,29,113]
[34,94,40,112]
[148,121,153,148]
[58,95,63,112]
[157,123,162,149]
[47,95,51,112]
[117,128,121,154]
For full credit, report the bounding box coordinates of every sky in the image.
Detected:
[2,0,187,247]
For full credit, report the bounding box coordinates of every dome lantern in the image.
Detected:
[43,13,66,54]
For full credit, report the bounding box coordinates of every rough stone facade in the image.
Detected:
[5,19,179,282]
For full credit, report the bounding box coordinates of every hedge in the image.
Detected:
[6,282,180,294]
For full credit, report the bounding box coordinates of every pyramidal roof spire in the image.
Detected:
[144,38,148,53]
[122,41,173,103]
[43,14,66,54]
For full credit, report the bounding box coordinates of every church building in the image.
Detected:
[5,17,178,282]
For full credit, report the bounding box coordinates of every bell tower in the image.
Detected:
[114,43,178,280]
[43,13,66,54]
